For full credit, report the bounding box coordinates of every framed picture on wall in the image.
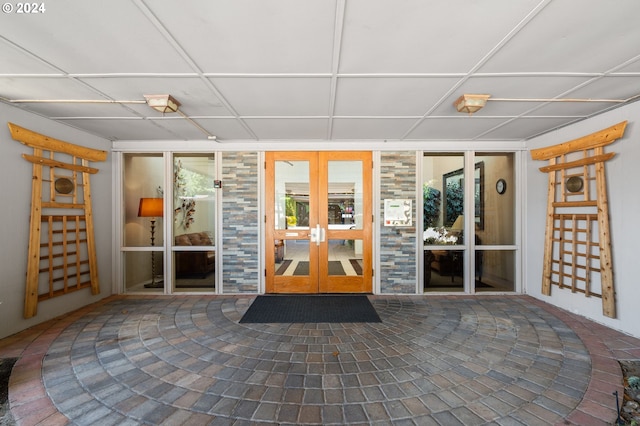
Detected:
[442,161,484,230]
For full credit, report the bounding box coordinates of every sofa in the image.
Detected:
[174,232,215,278]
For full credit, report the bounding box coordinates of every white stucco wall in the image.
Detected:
[525,102,640,338]
[0,104,113,339]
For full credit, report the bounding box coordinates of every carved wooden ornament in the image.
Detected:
[531,121,626,318]
[8,123,107,318]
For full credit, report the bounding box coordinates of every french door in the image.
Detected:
[265,152,372,293]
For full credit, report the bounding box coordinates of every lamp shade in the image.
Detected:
[138,198,163,218]
[451,215,464,231]
[453,94,490,114]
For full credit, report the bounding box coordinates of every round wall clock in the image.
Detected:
[496,178,507,195]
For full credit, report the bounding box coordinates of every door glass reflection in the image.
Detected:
[275,161,309,230]
[327,239,363,276]
[328,161,362,230]
[273,240,310,276]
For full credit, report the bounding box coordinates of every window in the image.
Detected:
[172,154,217,293]
[120,153,219,294]
[422,152,517,293]
[122,153,165,292]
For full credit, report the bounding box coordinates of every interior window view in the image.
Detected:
[172,154,217,293]
[123,153,165,292]
[423,153,515,293]
[122,153,217,293]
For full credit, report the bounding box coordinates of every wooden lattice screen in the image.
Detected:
[8,123,107,319]
[531,121,627,318]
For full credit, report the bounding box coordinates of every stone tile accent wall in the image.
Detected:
[221,152,259,293]
[379,152,417,293]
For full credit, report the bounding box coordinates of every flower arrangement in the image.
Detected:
[423,227,458,245]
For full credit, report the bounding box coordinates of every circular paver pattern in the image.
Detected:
[41,296,591,425]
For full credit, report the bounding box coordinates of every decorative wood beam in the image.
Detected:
[538,153,615,173]
[530,121,627,160]
[22,154,100,174]
[8,122,107,162]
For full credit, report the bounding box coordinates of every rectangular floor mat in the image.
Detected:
[239,295,381,323]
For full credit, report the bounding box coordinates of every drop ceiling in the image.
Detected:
[1,0,640,143]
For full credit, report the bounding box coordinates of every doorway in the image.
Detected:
[265,152,372,293]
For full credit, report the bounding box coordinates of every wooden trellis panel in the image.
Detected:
[8,123,107,318]
[531,121,626,318]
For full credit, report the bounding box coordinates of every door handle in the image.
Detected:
[310,224,325,246]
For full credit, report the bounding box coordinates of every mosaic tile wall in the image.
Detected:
[221,152,260,293]
[379,151,417,293]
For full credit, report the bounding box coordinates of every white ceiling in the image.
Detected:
[1,0,640,143]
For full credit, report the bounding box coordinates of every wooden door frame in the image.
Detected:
[318,152,372,293]
[264,151,372,294]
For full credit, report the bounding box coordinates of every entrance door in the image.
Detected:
[265,152,372,293]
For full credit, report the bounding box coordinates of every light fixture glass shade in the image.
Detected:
[144,94,181,113]
[454,94,490,114]
[138,198,163,217]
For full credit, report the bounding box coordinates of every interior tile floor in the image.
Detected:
[1,295,639,425]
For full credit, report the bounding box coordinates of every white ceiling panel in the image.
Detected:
[331,118,417,140]
[482,117,578,140]
[0,76,116,102]
[0,41,61,74]
[407,118,513,141]
[528,102,615,118]
[211,78,331,116]
[0,1,193,74]
[334,77,460,116]
[243,118,328,140]
[1,0,639,142]
[191,118,254,140]
[60,119,188,141]
[617,59,640,73]
[478,0,640,73]
[339,0,543,73]
[562,76,640,102]
[18,102,142,119]
[144,0,337,73]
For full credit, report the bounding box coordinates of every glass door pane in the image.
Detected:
[274,160,311,281]
[475,153,515,245]
[422,153,465,292]
[320,152,372,293]
[172,154,217,293]
[325,160,362,277]
[266,152,372,294]
[475,152,516,293]
[266,152,318,293]
[122,153,165,292]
